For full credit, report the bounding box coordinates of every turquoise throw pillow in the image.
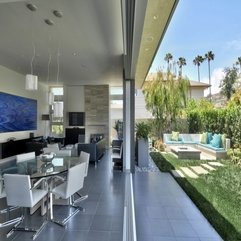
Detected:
[207,132,213,144]
[211,134,221,148]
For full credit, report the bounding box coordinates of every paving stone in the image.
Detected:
[208,162,224,167]
[190,166,209,175]
[171,170,185,178]
[180,167,199,178]
[201,163,216,171]
[200,152,216,160]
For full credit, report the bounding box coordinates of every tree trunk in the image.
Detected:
[208,61,211,102]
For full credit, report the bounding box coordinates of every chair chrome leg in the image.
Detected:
[6,215,24,238]
[51,207,80,227]
[0,216,23,228]
[32,220,48,240]
[75,192,88,203]
[0,206,19,214]
[6,218,47,240]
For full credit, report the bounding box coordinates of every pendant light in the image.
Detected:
[53,101,63,117]
[53,49,63,117]
[47,53,54,105]
[25,74,38,90]
[26,43,38,90]
[25,4,38,90]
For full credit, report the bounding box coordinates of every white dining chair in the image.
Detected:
[47,143,59,149]
[43,147,59,154]
[4,174,48,240]
[16,152,35,163]
[79,151,90,177]
[55,149,71,157]
[72,151,90,203]
[0,177,22,228]
[50,162,86,226]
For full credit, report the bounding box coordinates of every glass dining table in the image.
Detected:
[1,155,84,217]
[1,156,82,179]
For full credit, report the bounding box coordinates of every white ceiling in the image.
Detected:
[0,0,178,88]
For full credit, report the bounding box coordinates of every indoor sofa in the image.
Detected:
[76,134,106,165]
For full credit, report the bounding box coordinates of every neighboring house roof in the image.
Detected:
[145,73,210,89]
[189,80,210,88]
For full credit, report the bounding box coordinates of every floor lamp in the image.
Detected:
[42,114,50,138]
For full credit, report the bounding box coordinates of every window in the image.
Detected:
[50,87,64,137]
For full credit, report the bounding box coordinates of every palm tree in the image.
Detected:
[164,53,173,73]
[193,55,204,82]
[236,56,241,74]
[205,51,215,101]
[177,57,186,78]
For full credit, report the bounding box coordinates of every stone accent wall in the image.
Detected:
[85,85,109,146]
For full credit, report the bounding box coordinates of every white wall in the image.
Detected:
[135,89,152,119]
[190,87,205,100]
[65,86,85,112]
[64,85,85,128]
[0,65,48,143]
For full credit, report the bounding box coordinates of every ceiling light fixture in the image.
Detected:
[25,43,38,90]
[153,15,158,20]
[25,74,38,90]
[53,49,63,117]
[45,19,54,26]
[53,10,63,18]
[47,54,54,105]
[26,3,37,11]
[25,3,38,90]
[146,36,154,42]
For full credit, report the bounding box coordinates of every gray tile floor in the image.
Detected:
[0,151,124,241]
[1,151,224,241]
[133,171,223,241]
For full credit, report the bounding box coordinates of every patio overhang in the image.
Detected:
[123,0,179,88]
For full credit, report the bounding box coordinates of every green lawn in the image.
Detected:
[150,151,241,241]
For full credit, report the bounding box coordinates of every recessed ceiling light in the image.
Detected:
[146,36,154,42]
[26,3,37,11]
[153,15,158,20]
[53,10,63,18]
[45,19,54,26]
[145,48,150,51]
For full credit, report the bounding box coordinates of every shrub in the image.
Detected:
[154,139,165,151]
[186,102,241,147]
[227,147,241,166]
[135,121,151,140]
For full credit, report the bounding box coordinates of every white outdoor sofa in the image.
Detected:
[163,133,230,159]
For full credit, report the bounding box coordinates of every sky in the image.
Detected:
[149,0,241,95]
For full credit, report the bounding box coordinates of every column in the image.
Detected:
[123,79,135,172]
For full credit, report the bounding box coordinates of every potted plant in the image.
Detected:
[135,121,151,167]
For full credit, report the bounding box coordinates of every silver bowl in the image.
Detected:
[41,153,55,163]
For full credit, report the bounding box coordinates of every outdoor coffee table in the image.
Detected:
[170,146,201,160]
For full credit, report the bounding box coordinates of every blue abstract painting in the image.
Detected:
[0,92,37,132]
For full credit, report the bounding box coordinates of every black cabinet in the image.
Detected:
[65,128,85,145]
[0,136,44,159]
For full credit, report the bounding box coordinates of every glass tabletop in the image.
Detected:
[1,156,81,179]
